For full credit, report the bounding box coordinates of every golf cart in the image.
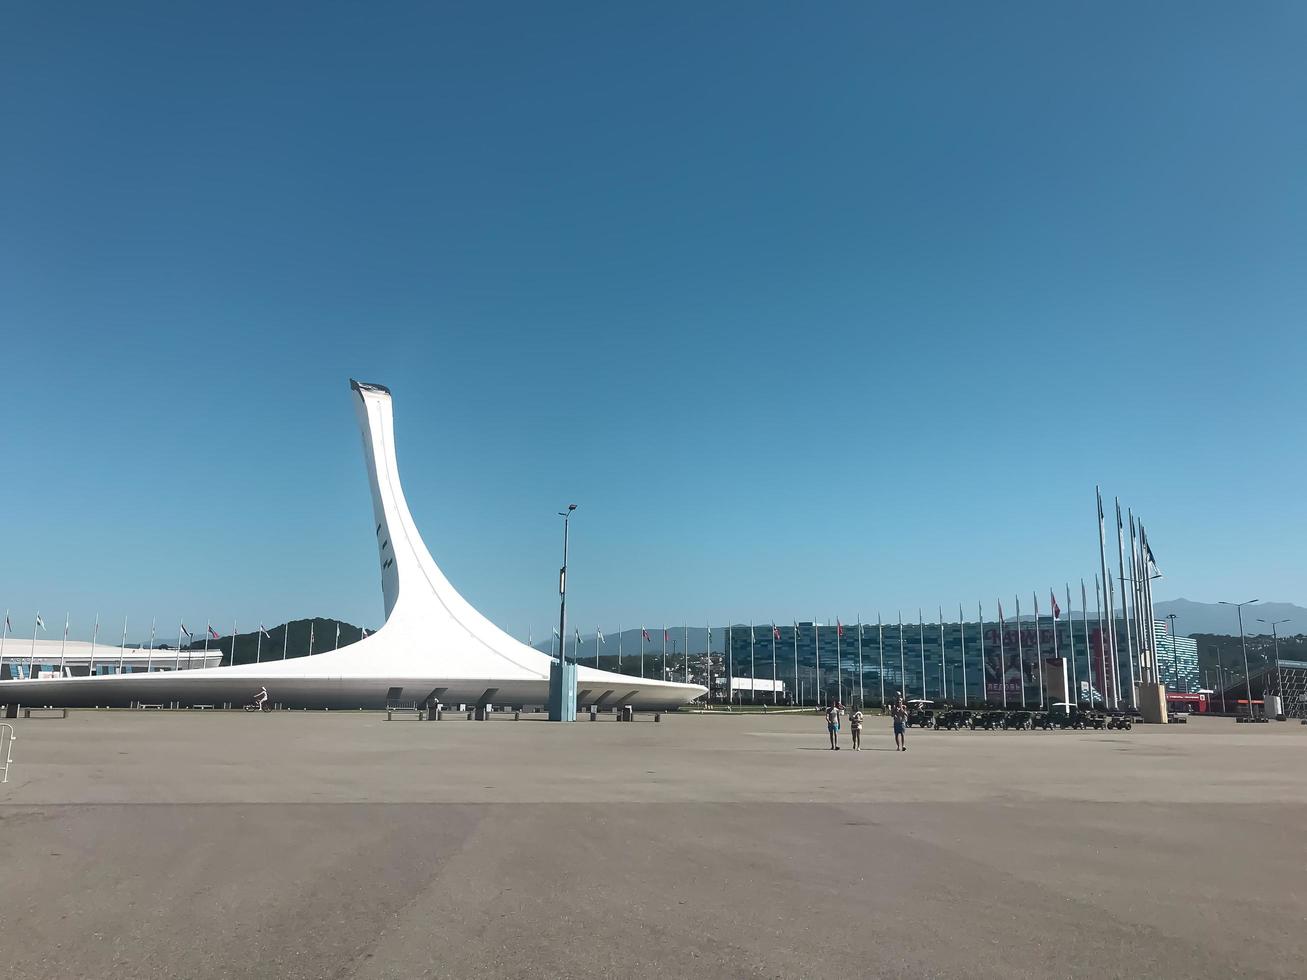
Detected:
[906,699,937,729]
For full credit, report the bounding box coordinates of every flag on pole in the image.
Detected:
[181,623,193,641]
[259,624,273,639]
[596,628,605,644]
[335,623,341,640]
[642,627,651,642]
[4,613,10,633]
[35,614,46,631]
[361,627,369,638]
[664,628,669,644]
[772,623,781,641]
[208,624,220,640]
[1050,591,1061,619]
[575,628,582,651]
[837,619,843,637]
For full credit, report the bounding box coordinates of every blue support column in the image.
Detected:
[548,660,577,721]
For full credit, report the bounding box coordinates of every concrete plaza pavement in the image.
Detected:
[1,710,1304,978]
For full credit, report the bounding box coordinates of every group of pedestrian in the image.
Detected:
[824,693,910,752]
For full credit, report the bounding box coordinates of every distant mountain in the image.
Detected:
[1152,599,1307,638]
[179,618,367,666]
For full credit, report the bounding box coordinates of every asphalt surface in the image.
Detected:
[2,710,1304,979]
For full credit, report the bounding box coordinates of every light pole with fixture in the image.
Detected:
[548,504,579,721]
[1219,599,1259,718]
[1256,618,1290,718]
[1166,613,1180,689]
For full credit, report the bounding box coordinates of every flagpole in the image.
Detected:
[938,606,946,703]
[1144,523,1160,686]
[617,624,622,674]
[196,624,205,672]
[791,622,799,706]
[877,614,885,707]
[1128,510,1144,684]
[1106,575,1121,708]
[1115,498,1137,708]
[998,601,1008,708]
[1033,592,1044,708]
[726,623,734,703]
[959,604,967,707]
[640,626,645,679]
[857,619,864,706]
[915,610,924,701]
[175,624,182,671]
[898,612,905,703]
[749,622,755,705]
[256,625,263,664]
[147,618,155,673]
[977,602,986,705]
[60,613,69,674]
[232,620,238,666]
[1048,590,1058,704]
[763,624,773,700]
[1,609,8,669]
[283,622,290,660]
[335,621,340,652]
[1095,487,1118,710]
[118,616,127,675]
[30,612,41,675]
[835,620,841,705]
[1141,522,1159,685]
[1064,585,1075,705]
[1095,575,1108,707]
[683,625,688,685]
[1081,579,1091,705]
[814,619,821,705]
[1015,595,1025,708]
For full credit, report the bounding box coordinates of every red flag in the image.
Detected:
[207,624,220,639]
[1050,591,1061,619]
[772,624,781,641]
[837,619,843,637]
[664,629,669,643]
[641,628,650,642]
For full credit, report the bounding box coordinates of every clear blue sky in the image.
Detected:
[2,2,1304,642]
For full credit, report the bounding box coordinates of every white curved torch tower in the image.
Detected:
[0,380,707,710]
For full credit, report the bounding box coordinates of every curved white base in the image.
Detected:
[0,380,706,711]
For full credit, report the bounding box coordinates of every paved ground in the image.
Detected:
[1,710,1304,979]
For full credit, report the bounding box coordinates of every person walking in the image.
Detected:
[891,693,908,752]
[850,704,864,750]
[825,702,841,750]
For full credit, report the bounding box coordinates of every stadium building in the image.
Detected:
[722,616,1166,708]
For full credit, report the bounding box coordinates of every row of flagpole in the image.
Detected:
[540,488,1163,708]
[1,614,361,677]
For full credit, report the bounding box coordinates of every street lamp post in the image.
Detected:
[1256,618,1290,716]
[1166,613,1180,689]
[1219,599,1259,719]
[548,504,578,722]
[556,504,577,665]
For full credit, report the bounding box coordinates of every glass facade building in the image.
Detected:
[1153,621,1199,694]
[724,616,1147,707]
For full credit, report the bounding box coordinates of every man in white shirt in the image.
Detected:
[850,705,864,750]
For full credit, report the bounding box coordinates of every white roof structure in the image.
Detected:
[0,380,707,710]
[1,640,224,677]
